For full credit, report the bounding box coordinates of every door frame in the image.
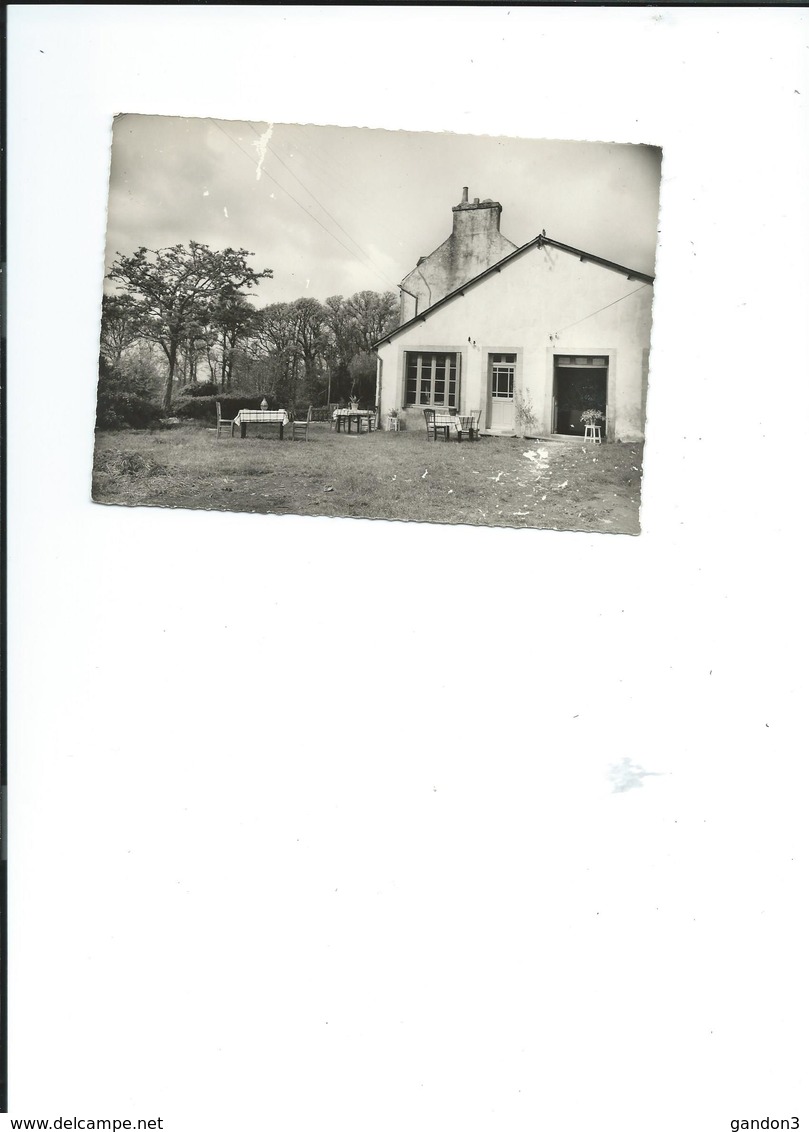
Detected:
[547,349,616,441]
[483,346,523,431]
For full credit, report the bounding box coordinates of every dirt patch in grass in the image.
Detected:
[92,424,644,535]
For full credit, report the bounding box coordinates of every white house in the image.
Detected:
[375,190,655,442]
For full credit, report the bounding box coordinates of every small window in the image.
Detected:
[490,353,516,399]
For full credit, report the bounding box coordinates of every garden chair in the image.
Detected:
[292,404,313,441]
[424,407,450,441]
[216,401,236,438]
[458,408,482,441]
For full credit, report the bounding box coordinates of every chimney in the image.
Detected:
[451,189,504,241]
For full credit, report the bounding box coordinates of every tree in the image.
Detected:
[345,290,398,352]
[250,303,301,405]
[99,294,143,367]
[211,287,260,389]
[322,291,397,403]
[290,297,328,404]
[107,242,272,410]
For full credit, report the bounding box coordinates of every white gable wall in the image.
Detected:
[378,243,654,442]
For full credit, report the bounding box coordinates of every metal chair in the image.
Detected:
[292,405,313,441]
[216,401,236,438]
[424,408,450,441]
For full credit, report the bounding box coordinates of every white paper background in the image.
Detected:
[6,6,808,1129]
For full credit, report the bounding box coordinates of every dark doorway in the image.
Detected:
[553,356,608,436]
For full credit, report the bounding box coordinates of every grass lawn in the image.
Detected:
[92,422,644,534]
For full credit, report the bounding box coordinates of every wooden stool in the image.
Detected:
[583,424,602,443]
[387,416,400,432]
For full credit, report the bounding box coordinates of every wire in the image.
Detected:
[246,123,400,289]
[211,120,399,294]
[552,283,650,336]
[282,123,407,253]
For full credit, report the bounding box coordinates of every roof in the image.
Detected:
[374,234,655,349]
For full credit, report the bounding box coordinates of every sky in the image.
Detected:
[104,115,662,309]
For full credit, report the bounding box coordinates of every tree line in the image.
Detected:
[101,241,399,414]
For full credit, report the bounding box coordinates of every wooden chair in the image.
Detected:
[424,408,450,441]
[292,404,313,441]
[465,409,482,440]
[216,401,236,438]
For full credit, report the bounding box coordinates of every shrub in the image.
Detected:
[178,381,220,398]
[173,392,284,423]
[95,359,163,430]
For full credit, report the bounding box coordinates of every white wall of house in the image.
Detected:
[378,242,654,442]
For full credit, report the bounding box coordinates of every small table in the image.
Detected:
[235,409,289,439]
[431,411,458,440]
[333,409,375,433]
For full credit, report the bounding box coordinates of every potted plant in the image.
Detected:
[581,409,604,426]
[581,408,604,441]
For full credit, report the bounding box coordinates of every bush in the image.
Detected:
[178,381,220,398]
[96,359,163,430]
[172,391,283,423]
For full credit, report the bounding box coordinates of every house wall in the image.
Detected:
[378,243,654,442]
[399,195,517,323]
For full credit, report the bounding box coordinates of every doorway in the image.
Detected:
[486,353,516,431]
[553,355,608,437]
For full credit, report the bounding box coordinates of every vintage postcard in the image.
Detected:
[93,117,660,534]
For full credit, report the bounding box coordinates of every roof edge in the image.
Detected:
[377,235,655,349]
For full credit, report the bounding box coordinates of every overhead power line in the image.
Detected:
[282,123,407,253]
[246,123,399,289]
[553,284,650,336]
[211,120,400,294]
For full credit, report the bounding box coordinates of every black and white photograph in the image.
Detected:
[94,117,660,534]
[7,6,808,1131]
